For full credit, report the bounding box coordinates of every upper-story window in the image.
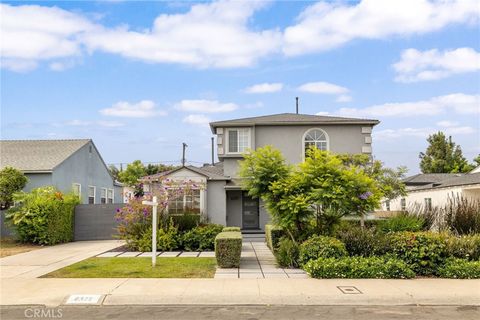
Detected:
[227,128,250,154]
[303,128,329,158]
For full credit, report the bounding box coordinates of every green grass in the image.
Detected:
[42,257,217,278]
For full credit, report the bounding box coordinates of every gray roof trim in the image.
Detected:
[141,164,229,181]
[210,113,379,133]
[407,173,480,191]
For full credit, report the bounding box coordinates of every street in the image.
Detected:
[1,305,479,320]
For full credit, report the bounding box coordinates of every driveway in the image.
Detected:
[0,240,123,279]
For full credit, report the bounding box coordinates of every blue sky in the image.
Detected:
[1,0,479,174]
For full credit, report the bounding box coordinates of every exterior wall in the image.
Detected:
[217,124,372,178]
[206,180,227,225]
[52,142,120,204]
[23,173,53,192]
[386,185,480,211]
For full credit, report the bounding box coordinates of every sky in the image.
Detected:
[1,0,479,174]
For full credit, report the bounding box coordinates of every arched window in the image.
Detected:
[303,128,329,158]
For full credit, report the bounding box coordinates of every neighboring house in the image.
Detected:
[0,139,123,204]
[122,185,136,203]
[142,113,379,231]
[383,168,480,212]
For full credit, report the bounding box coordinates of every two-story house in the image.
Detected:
[142,113,379,231]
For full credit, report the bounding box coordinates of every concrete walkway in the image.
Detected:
[215,242,308,279]
[1,278,479,307]
[0,240,123,279]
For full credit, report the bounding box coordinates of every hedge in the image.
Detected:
[215,231,242,268]
[222,227,241,232]
[298,235,347,266]
[265,224,283,251]
[304,256,415,279]
[438,258,480,279]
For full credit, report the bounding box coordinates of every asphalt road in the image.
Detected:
[1,305,479,320]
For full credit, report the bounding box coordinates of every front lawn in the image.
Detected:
[0,238,40,258]
[42,257,217,278]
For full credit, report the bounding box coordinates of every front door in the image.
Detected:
[242,193,259,229]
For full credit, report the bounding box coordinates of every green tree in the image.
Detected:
[118,160,147,186]
[145,163,176,176]
[336,154,407,201]
[472,154,480,168]
[419,132,473,173]
[0,167,28,209]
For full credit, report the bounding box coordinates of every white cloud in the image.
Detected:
[316,111,330,116]
[284,0,479,56]
[298,81,349,94]
[244,82,283,94]
[174,99,238,113]
[82,1,281,68]
[100,100,166,118]
[65,119,124,127]
[96,121,124,128]
[182,114,211,127]
[336,95,352,103]
[436,120,459,127]
[338,93,480,117]
[66,119,91,126]
[0,4,94,71]
[393,47,480,82]
[375,126,475,141]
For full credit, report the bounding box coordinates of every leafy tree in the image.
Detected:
[0,167,28,209]
[145,163,176,176]
[118,160,147,186]
[419,132,473,173]
[337,154,407,201]
[108,165,120,181]
[239,147,382,241]
[473,154,480,168]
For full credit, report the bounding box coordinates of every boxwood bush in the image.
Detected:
[265,224,283,251]
[387,231,449,275]
[304,256,415,279]
[438,258,480,279]
[222,227,241,232]
[6,186,79,245]
[215,231,242,268]
[298,235,347,266]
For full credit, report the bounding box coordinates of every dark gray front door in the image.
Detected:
[242,193,259,229]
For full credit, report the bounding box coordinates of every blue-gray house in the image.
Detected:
[0,139,122,204]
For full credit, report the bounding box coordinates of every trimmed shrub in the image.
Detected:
[215,231,242,268]
[298,235,347,266]
[335,224,388,257]
[304,256,415,279]
[170,213,200,232]
[388,231,448,275]
[275,237,299,268]
[181,224,224,251]
[438,258,480,279]
[134,224,179,252]
[378,213,425,233]
[222,227,241,232]
[446,234,480,261]
[265,224,283,251]
[6,186,79,245]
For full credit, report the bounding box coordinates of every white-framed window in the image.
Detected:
[303,128,329,159]
[167,189,201,214]
[107,189,114,204]
[72,183,81,198]
[385,200,390,211]
[88,186,96,204]
[401,198,406,211]
[424,198,432,211]
[227,128,250,154]
[100,188,107,204]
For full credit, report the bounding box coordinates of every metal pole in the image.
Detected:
[182,143,187,166]
[296,97,299,114]
[152,196,157,267]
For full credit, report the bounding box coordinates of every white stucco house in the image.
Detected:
[141,112,379,231]
[384,166,480,212]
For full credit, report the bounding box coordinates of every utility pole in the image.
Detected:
[296,97,299,114]
[182,142,188,166]
[211,137,215,166]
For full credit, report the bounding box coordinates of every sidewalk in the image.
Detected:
[0,240,123,279]
[1,278,479,307]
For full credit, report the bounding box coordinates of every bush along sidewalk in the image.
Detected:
[215,231,242,268]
